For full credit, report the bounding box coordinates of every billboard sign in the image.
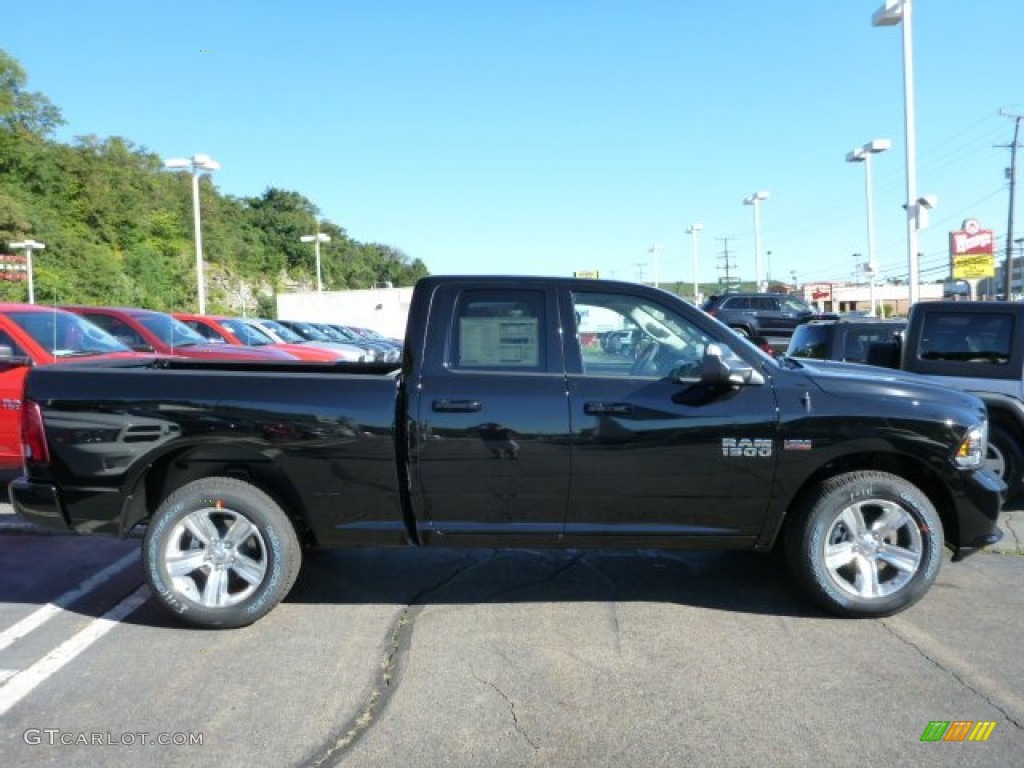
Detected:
[950,219,995,280]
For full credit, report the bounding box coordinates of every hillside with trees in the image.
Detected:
[0,50,429,316]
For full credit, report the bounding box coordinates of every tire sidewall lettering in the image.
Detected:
[789,471,944,617]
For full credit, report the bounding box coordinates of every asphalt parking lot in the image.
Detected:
[1,505,1022,768]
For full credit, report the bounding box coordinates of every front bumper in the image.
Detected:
[950,467,1005,561]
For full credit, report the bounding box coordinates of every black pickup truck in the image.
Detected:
[10,276,1005,627]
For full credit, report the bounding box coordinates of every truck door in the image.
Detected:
[564,288,778,546]
[411,284,571,545]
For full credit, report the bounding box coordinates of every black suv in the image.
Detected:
[701,292,836,339]
[785,317,906,364]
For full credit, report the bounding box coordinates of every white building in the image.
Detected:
[276,286,414,339]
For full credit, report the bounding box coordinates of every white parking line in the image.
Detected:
[0,550,139,653]
[0,585,149,717]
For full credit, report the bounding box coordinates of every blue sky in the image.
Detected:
[6,1,1023,291]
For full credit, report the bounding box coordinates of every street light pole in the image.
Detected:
[847,139,891,317]
[686,223,703,303]
[9,239,46,304]
[873,0,920,305]
[300,231,331,292]
[648,244,663,288]
[743,191,769,291]
[164,154,221,314]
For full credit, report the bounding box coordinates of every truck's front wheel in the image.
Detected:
[785,471,943,618]
[986,423,1022,502]
[143,477,302,628]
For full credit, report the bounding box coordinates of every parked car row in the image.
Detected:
[0,302,401,480]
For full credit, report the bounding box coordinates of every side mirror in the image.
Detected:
[700,344,765,386]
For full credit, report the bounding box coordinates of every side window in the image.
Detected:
[451,290,545,371]
[572,291,716,378]
[844,327,901,362]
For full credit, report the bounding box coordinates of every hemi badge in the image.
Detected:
[784,439,813,451]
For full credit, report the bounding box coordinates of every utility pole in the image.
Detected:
[1000,111,1022,300]
[716,237,737,287]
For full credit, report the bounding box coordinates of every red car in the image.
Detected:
[61,307,299,361]
[172,313,349,362]
[0,303,152,477]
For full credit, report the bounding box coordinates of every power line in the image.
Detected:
[998,111,1023,297]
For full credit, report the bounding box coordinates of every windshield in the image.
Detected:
[258,319,304,344]
[780,296,816,314]
[328,325,361,342]
[221,318,275,346]
[9,310,132,357]
[315,324,349,342]
[136,313,207,347]
[287,321,331,342]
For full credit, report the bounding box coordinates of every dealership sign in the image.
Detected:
[0,253,28,282]
[950,219,995,279]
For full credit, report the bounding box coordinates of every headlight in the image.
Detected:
[954,424,986,469]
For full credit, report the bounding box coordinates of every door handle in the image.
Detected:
[584,402,633,416]
[432,399,482,413]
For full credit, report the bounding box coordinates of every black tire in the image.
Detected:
[143,477,302,628]
[785,471,943,618]
[986,423,1023,502]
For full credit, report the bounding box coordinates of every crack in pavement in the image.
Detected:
[304,553,486,767]
[880,618,1024,731]
[471,667,540,752]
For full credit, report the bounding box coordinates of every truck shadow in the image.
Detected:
[283,547,828,619]
[0,531,823,625]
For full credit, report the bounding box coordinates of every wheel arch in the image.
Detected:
[121,444,316,548]
[768,451,957,553]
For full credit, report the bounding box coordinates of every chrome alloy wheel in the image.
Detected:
[822,500,923,599]
[163,506,269,608]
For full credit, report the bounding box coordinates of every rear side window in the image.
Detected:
[451,290,546,371]
[843,326,903,362]
[917,313,1012,364]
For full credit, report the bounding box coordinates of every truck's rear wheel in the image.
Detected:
[144,477,302,628]
[785,471,943,618]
